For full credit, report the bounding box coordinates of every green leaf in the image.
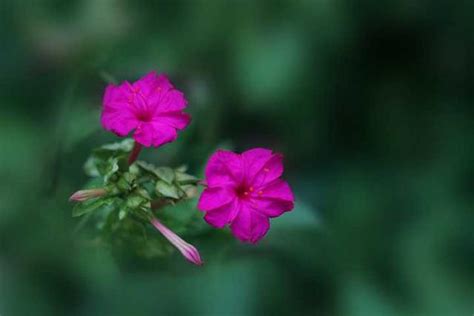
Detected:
[91,140,133,165]
[134,161,156,175]
[175,171,199,185]
[83,139,133,179]
[180,184,199,199]
[104,157,120,182]
[84,153,123,181]
[118,206,128,220]
[136,188,151,200]
[116,172,137,192]
[175,165,188,173]
[129,163,140,175]
[156,181,180,199]
[99,138,134,153]
[154,167,175,184]
[135,161,175,184]
[84,156,101,177]
[72,197,114,217]
[126,195,146,209]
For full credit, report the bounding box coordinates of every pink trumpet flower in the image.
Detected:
[198,148,295,243]
[101,71,191,147]
[150,217,203,266]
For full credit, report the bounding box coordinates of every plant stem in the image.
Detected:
[128,141,142,165]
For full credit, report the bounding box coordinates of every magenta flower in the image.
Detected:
[197,148,295,243]
[101,71,190,147]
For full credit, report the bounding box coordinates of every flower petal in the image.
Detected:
[103,82,132,105]
[251,179,294,217]
[155,111,191,130]
[133,122,177,147]
[204,150,243,187]
[241,148,274,182]
[101,112,139,136]
[197,187,235,211]
[203,199,239,228]
[251,153,284,187]
[230,203,270,243]
[132,71,173,97]
[254,199,294,218]
[153,89,188,113]
[261,179,294,201]
[101,83,139,136]
[103,84,117,105]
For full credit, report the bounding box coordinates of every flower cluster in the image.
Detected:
[70,71,294,265]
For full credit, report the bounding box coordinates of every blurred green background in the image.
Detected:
[1,1,473,315]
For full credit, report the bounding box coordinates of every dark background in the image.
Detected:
[0,1,473,315]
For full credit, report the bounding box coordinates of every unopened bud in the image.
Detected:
[69,188,107,202]
[150,217,203,266]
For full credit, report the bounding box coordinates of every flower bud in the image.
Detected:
[69,188,107,202]
[150,217,203,266]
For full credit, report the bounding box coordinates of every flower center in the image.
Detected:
[129,87,153,122]
[235,185,257,199]
[136,111,153,122]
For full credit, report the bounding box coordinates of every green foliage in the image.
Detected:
[72,138,203,258]
[155,180,180,199]
[72,197,116,217]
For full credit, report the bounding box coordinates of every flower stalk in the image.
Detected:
[128,141,143,165]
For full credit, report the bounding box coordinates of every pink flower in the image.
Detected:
[150,217,203,265]
[197,148,294,243]
[101,71,190,147]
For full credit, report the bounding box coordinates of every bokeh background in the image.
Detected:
[1,1,473,315]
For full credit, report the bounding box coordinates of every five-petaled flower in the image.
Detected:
[198,148,295,243]
[101,71,190,147]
